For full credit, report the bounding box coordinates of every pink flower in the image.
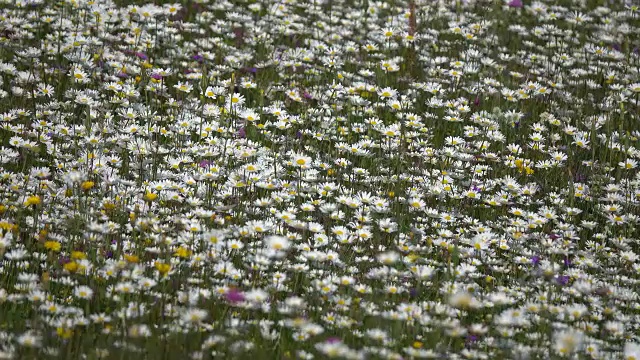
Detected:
[508,0,523,7]
[135,52,148,60]
[225,288,245,304]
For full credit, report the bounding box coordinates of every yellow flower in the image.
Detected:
[174,246,191,259]
[56,327,74,339]
[44,241,61,252]
[41,272,50,285]
[64,261,78,273]
[515,159,524,169]
[124,254,139,263]
[71,251,86,260]
[81,181,95,191]
[0,221,15,231]
[144,192,158,202]
[155,261,171,275]
[24,195,41,206]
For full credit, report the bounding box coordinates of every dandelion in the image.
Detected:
[81,181,95,191]
[24,195,41,207]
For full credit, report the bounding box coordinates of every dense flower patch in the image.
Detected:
[0,0,639,358]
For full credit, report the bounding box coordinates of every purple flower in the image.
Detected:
[237,127,246,139]
[295,130,302,139]
[409,288,418,297]
[151,73,163,80]
[508,0,523,7]
[303,92,313,100]
[563,257,572,268]
[116,72,128,79]
[556,275,570,286]
[225,288,245,304]
[325,337,341,344]
[466,334,479,344]
[199,160,211,168]
[192,54,203,62]
[531,256,541,266]
[574,173,587,182]
[105,251,113,259]
[135,52,148,60]
[473,96,480,107]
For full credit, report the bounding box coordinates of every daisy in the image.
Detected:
[174,81,193,93]
[291,153,312,169]
[74,285,94,299]
[265,235,290,251]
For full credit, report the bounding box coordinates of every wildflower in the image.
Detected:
[203,86,217,99]
[24,195,41,207]
[554,329,583,355]
[74,285,94,300]
[182,308,208,324]
[44,241,61,252]
[174,81,193,93]
[449,291,479,309]
[265,235,290,251]
[144,192,158,202]
[81,181,95,191]
[72,68,89,83]
[377,87,397,99]
[229,93,245,106]
[624,342,640,360]
[154,261,171,275]
[508,0,523,7]
[226,288,245,304]
[17,332,40,348]
[619,159,637,169]
[174,246,192,258]
[292,154,312,168]
[37,84,54,97]
[64,261,79,273]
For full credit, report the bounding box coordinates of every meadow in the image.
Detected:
[0,0,639,358]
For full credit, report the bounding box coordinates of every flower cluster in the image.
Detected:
[0,0,639,359]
